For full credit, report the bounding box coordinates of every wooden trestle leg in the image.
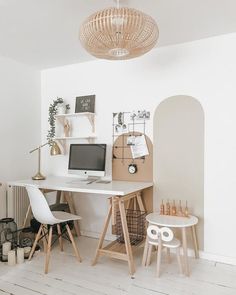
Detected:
[92,192,145,275]
[92,199,113,266]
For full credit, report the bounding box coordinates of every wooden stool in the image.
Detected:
[145,225,183,277]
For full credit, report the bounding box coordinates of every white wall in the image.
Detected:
[41,33,236,264]
[0,56,41,218]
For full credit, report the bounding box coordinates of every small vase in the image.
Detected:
[57,103,66,114]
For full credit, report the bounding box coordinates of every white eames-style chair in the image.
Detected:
[26,185,82,274]
[146,225,183,277]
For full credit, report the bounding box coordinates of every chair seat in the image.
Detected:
[148,237,181,248]
[52,211,82,224]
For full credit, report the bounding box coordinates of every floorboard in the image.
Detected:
[0,236,235,295]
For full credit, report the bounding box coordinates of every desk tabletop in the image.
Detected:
[146,213,198,227]
[8,176,153,196]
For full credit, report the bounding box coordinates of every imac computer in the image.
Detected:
[68,144,106,180]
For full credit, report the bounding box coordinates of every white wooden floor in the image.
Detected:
[0,236,236,295]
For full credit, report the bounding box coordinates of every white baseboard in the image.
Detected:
[199,251,236,266]
[184,248,236,266]
[81,230,236,266]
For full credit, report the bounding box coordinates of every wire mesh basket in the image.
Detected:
[115,209,146,246]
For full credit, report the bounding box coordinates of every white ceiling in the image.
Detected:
[0,0,236,69]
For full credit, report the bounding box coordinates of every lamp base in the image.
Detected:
[32,172,46,180]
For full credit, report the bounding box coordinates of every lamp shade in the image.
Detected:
[50,141,61,156]
[79,7,159,60]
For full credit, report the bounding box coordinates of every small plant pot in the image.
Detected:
[57,103,66,114]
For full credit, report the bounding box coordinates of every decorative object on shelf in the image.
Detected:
[63,119,71,137]
[30,141,61,180]
[56,102,70,115]
[166,200,170,215]
[128,163,138,174]
[75,95,95,113]
[0,218,17,262]
[47,97,70,142]
[178,200,183,216]
[171,200,177,216]
[160,200,165,215]
[79,0,159,60]
[184,201,189,217]
[159,200,190,218]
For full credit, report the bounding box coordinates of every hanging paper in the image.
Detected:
[130,135,149,159]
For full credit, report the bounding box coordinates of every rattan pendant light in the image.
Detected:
[79,0,159,60]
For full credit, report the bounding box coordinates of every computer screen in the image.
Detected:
[68,144,106,177]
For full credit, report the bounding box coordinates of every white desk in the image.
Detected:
[8,176,153,275]
[8,176,152,196]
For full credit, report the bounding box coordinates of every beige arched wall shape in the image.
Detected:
[153,95,204,250]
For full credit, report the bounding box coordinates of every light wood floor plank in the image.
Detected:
[1,237,236,295]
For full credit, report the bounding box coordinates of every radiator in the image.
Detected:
[0,183,7,219]
[7,186,29,228]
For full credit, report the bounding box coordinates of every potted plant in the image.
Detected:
[47,97,70,143]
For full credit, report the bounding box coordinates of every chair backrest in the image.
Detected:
[147,225,174,242]
[25,185,57,225]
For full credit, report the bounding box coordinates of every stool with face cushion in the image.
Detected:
[146,225,183,277]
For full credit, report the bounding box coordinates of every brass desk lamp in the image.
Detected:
[30,141,61,180]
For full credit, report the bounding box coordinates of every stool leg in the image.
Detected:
[156,240,162,277]
[142,236,149,267]
[166,248,171,263]
[176,247,183,275]
[57,224,63,252]
[45,226,53,274]
[191,225,199,258]
[146,244,153,266]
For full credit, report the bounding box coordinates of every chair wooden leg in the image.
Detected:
[146,244,153,266]
[166,247,171,263]
[176,247,183,275]
[57,224,63,252]
[66,224,82,262]
[45,226,53,274]
[42,225,48,253]
[28,224,43,261]
[156,241,162,277]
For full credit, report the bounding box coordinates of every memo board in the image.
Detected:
[112,132,153,212]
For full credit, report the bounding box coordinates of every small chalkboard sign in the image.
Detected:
[75,95,95,113]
